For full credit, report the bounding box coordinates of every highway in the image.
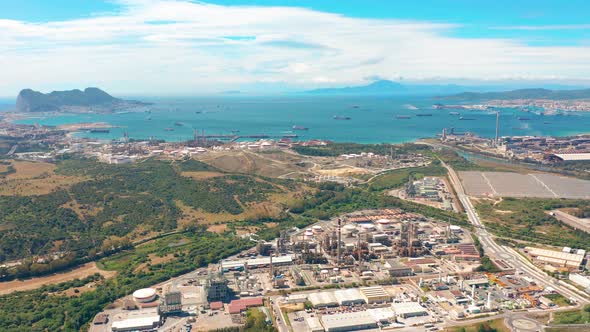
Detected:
[441,160,590,305]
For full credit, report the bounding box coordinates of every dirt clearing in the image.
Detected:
[181,171,225,179]
[0,160,86,196]
[0,262,117,295]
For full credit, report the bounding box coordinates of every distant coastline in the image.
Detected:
[7,95,590,144]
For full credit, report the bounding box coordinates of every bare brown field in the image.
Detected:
[316,166,370,176]
[0,262,117,295]
[235,226,260,235]
[177,194,288,227]
[181,171,225,179]
[7,161,55,179]
[198,150,308,178]
[207,224,228,233]
[0,160,86,196]
[0,164,8,173]
[61,280,101,297]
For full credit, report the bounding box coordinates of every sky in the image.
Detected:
[1,0,590,96]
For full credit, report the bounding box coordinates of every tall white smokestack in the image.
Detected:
[495,111,500,146]
[486,291,492,310]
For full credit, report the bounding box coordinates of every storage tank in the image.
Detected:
[343,224,357,237]
[376,219,392,229]
[361,223,376,232]
[133,288,157,303]
[312,225,323,233]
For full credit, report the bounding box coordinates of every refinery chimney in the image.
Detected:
[495,111,500,146]
[337,218,342,267]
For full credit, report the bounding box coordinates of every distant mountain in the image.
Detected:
[16,87,146,112]
[306,80,406,95]
[437,88,590,101]
[304,80,488,96]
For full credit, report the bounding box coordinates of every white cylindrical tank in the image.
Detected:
[376,219,392,229]
[343,224,357,237]
[361,223,376,231]
[133,288,157,303]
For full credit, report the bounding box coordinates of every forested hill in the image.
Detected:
[437,88,590,101]
[0,158,294,278]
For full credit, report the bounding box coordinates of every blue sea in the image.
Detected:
[6,96,590,143]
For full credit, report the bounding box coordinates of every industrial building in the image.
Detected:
[547,152,590,162]
[309,291,338,308]
[359,286,391,304]
[221,255,294,272]
[333,288,366,306]
[207,277,231,302]
[385,260,413,277]
[320,311,378,332]
[569,273,590,293]
[227,297,264,314]
[391,302,428,318]
[111,314,161,332]
[306,316,325,332]
[526,247,585,271]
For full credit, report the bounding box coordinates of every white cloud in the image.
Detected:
[0,0,589,95]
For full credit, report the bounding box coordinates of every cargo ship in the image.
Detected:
[292,125,309,130]
[459,117,476,120]
[396,115,411,119]
[449,112,460,115]
[174,122,184,126]
[333,116,351,120]
[517,117,530,121]
[164,127,174,131]
[89,128,110,133]
[416,113,432,117]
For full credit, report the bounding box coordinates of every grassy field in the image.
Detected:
[367,163,447,191]
[546,328,590,332]
[475,197,590,250]
[553,305,590,325]
[444,318,510,332]
[545,293,572,307]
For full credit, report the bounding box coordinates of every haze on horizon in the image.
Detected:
[1,0,590,96]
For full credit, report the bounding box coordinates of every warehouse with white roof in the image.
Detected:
[333,288,365,306]
[320,311,378,332]
[391,302,428,318]
[111,314,161,331]
[526,247,585,270]
[359,286,391,303]
[309,291,338,308]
